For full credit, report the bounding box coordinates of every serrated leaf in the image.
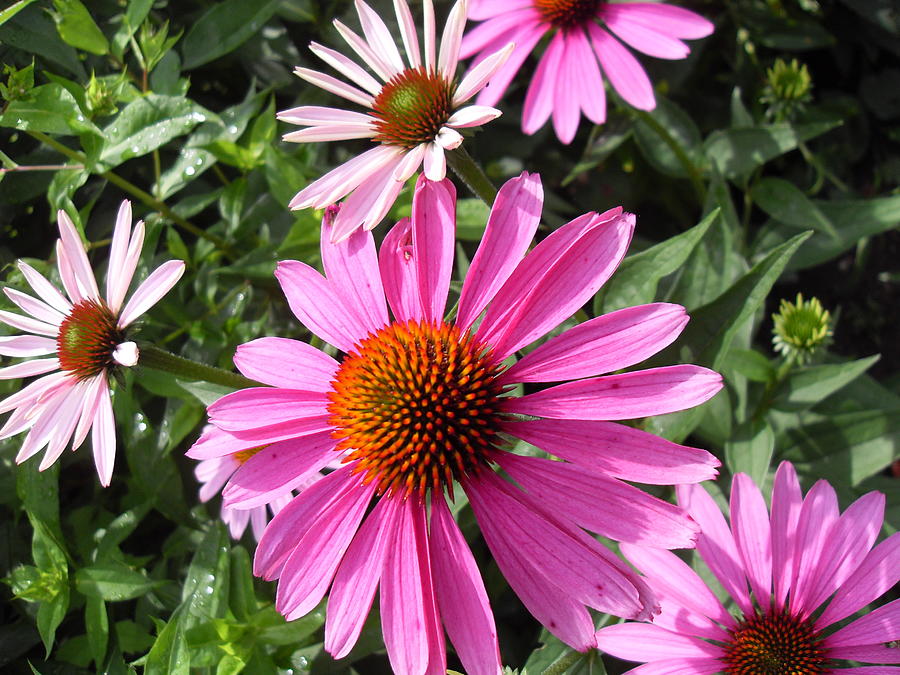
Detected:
[181,0,280,69]
[75,562,162,601]
[52,0,108,55]
[772,355,879,411]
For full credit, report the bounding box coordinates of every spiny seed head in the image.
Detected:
[534,0,601,29]
[371,66,454,148]
[56,299,126,380]
[327,320,506,499]
[772,293,832,365]
[723,610,829,675]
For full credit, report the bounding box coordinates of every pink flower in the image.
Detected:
[596,461,900,674]
[0,202,185,486]
[193,173,722,674]
[279,0,513,241]
[460,0,714,143]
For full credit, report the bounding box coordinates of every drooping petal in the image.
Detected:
[603,13,691,60]
[770,460,803,610]
[411,176,455,323]
[330,157,406,241]
[730,473,772,613]
[289,145,403,210]
[603,2,714,40]
[522,31,565,135]
[91,380,116,487]
[595,623,722,661]
[17,261,71,315]
[588,24,656,111]
[117,260,185,328]
[37,379,85,471]
[826,599,900,648]
[234,337,339,391]
[379,217,421,323]
[568,25,607,125]
[551,32,581,144]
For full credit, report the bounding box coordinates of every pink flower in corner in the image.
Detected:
[192,172,723,674]
[460,1,714,143]
[0,202,184,486]
[279,0,513,241]
[597,461,900,674]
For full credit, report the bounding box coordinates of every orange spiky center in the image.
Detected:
[234,446,267,464]
[534,0,601,28]
[723,610,829,674]
[327,320,506,499]
[56,299,125,381]
[371,66,455,148]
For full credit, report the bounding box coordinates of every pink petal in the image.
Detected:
[55,239,82,305]
[818,533,900,628]
[4,288,65,326]
[551,32,581,144]
[770,461,803,610]
[467,0,532,21]
[17,261,70,315]
[567,25,607,125]
[498,453,699,548]
[437,0,467,77]
[730,473,772,612]
[502,303,688,384]
[354,0,406,75]
[254,467,361,580]
[117,260,185,328]
[215,416,333,447]
[307,43,382,95]
[677,483,753,615]
[278,103,375,127]
[91,380,116,486]
[472,24,546,109]
[282,125,376,143]
[0,371,67,415]
[275,260,365,351]
[595,623,722,660]
[379,217,422,323]
[522,31,565,135]
[446,105,502,128]
[208,388,330,432]
[393,143,426,181]
[14,383,73,462]
[0,310,58,337]
[0,358,60,380]
[332,19,396,82]
[790,480,839,617]
[56,210,100,301]
[330,158,406,241]
[290,145,402,210]
[321,212,389,334]
[293,66,374,108]
[105,201,136,312]
[615,660,725,675]
[187,425,247,460]
[829,644,900,664]
[604,3,714,40]
[422,142,446,181]
[589,25,656,111]
[502,418,718,484]
[603,11,692,60]
[223,432,337,509]
[429,498,501,675]
[37,379,85,471]
[503,365,723,420]
[830,668,900,674]
[453,42,514,105]
[422,0,436,70]
[325,496,401,658]
[234,337,339,390]
[459,10,529,57]
[412,176,455,323]
[476,209,634,361]
[0,335,57,357]
[276,479,376,621]
[381,498,445,675]
[392,0,421,69]
[196,456,234,502]
[456,172,542,332]
[827,599,900,648]
[110,219,145,314]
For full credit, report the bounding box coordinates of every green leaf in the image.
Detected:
[726,348,775,383]
[144,608,190,675]
[228,547,256,622]
[456,198,490,241]
[115,620,154,654]
[52,0,109,54]
[598,209,716,313]
[75,562,162,601]
[725,419,775,486]
[85,596,109,666]
[750,177,838,237]
[772,355,879,411]
[182,524,231,624]
[16,461,61,541]
[99,95,216,169]
[633,98,703,178]
[0,83,100,136]
[36,589,69,656]
[181,0,280,69]
[0,0,38,28]
[176,379,236,406]
[110,0,153,58]
[0,9,85,78]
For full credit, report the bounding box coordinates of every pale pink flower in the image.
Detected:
[279,0,513,241]
[460,0,714,143]
[0,202,184,486]
[192,173,723,674]
[597,461,900,674]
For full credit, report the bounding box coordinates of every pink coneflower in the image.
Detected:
[460,0,714,143]
[193,172,723,674]
[0,202,184,486]
[596,461,900,674]
[279,0,513,241]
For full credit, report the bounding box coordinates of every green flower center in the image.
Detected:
[56,299,125,380]
[371,67,454,148]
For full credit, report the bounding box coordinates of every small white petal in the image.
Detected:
[112,341,139,367]
[435,126,464,150]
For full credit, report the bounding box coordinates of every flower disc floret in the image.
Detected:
[328,320,506,498]
[723,611,828,674]
[535,0,602,29]
[371,67,455,148]
[56,299,125,380]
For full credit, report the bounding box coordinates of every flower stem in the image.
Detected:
[447,146,497,206]
[631,109,707,203]
[137,344,260,390]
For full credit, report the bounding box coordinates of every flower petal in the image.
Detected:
[307,43,383,95]
[595,623,722,661]
[117,260,184,328]
[0,335,57,358]
[234,337,339,390]
[522,31,565,135]
[453,42,513,105]
[827,598,900,648]
[790,479,839,617]
[56,210,100,301]
[293,66,374,108]
[730,473,772,612]
[3,288,65,326]
[437,0,467,78]
[105,201,137,312]
[208,388,330,432]
[771,460,803,610]
[330,158,406,241]
[17,261,71,315]
[0,358,61,380]
[412,176,455,323]
[379,217,422,323]
[91,379,116,487]
[589,24,656,110]
[603,3,714,40]
[355,0,406,76]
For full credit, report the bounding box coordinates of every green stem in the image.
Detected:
[631,109,707,204]
[542,650,583,675]
[137,344,260,390]
[446,146,497,206]
[752,358,793,422]
[25,130,236,257]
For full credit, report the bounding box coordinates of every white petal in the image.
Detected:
[112,341,139,367]
[454,42,515,105]
[423,143,446,180]
[117,260,185,328]
[17,261,71,315]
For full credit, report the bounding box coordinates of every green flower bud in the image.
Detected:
[772,293,832,364]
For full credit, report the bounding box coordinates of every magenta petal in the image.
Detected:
[522,31,564,135]
[208,388,329,432]
[503,418,718,484]
[604,3,714,40]
[790,479,839,618]
[677,483,753,615]
[615,659,725,675]
[477,209,633,360]
[498,453,698,549]
[276,479,376,621]
[829,644,900,665]
[818,532,900,628]
[379,217,422,323]
[595,623,722,660]
[456,172,543,332]
[234,337,339,390]
[502,303,688,384]
[320,221,389,336]
[412,176,456,324]
[603,11,692,60]
[223,432,337,509]
[770,461,802,610]
[325,496,402,659]
[827,598,900,648]
[551,33,581,144]
[730,473,772,613]
[503,365,722,420]
[566,25,606,125]
[274,260,366,352]
[381,498,445,675]
[254,467,360,580]
[471,24,546,109]
[589,24,656,111]
[429,498,501,675]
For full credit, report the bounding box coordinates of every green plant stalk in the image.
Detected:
[447,146,497,206]
[632,109,707,203]
[752,358,794,422]
[25,130,235,257]
[138,343,260,390]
